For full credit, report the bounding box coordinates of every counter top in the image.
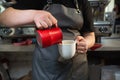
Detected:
[95,46,120,51]
[0,44,35,52]
[95,37,120,51]
[0,35,120,52]
[0,43,119,53]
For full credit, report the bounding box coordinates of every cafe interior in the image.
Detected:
[0,0,120,80]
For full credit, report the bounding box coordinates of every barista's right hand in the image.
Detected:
[33,10,57,29]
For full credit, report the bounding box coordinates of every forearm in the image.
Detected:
[84,32,95,48]
[0,7,36,27]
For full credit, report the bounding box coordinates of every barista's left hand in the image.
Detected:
[75,36,88,53]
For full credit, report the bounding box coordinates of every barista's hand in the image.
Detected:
[75,36,88,53]
[33,10,57,29]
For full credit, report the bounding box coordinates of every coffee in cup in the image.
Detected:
[58,40,76,59]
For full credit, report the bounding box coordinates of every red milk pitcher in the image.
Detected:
[36,27,63,48]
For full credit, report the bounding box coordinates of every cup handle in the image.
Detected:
[74,40,77,51]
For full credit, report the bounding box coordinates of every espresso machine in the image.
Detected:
[0,0,35,41]
[0,0,17,38]
[88,0,112,42]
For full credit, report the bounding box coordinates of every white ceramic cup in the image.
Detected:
[58,40,76,59]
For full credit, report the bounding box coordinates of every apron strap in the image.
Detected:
[47,0,52,4]
[74,0,80,13]
[46,0,80,13]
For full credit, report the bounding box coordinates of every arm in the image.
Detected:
[83,32,95,48]
[76,32,95,53]
[0,7,57,28]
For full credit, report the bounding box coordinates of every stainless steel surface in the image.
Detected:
[88,0,113,40]
[22,27,35,35]
[94,21,111,25]
[96,38,120,51]
[0,25,36,38]
[88,0,111,21]
[0,0,16,7]
[0,27,15,36]
[94,21,112,37]
[104,12,115,24]
[114,25,120,34]
[94,34,120,51]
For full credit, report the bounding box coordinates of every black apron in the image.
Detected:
[32,9,88,80]
[32,44,88,80]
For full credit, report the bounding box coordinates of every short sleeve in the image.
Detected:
[78,0,94,35]
[12,0,46,10]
